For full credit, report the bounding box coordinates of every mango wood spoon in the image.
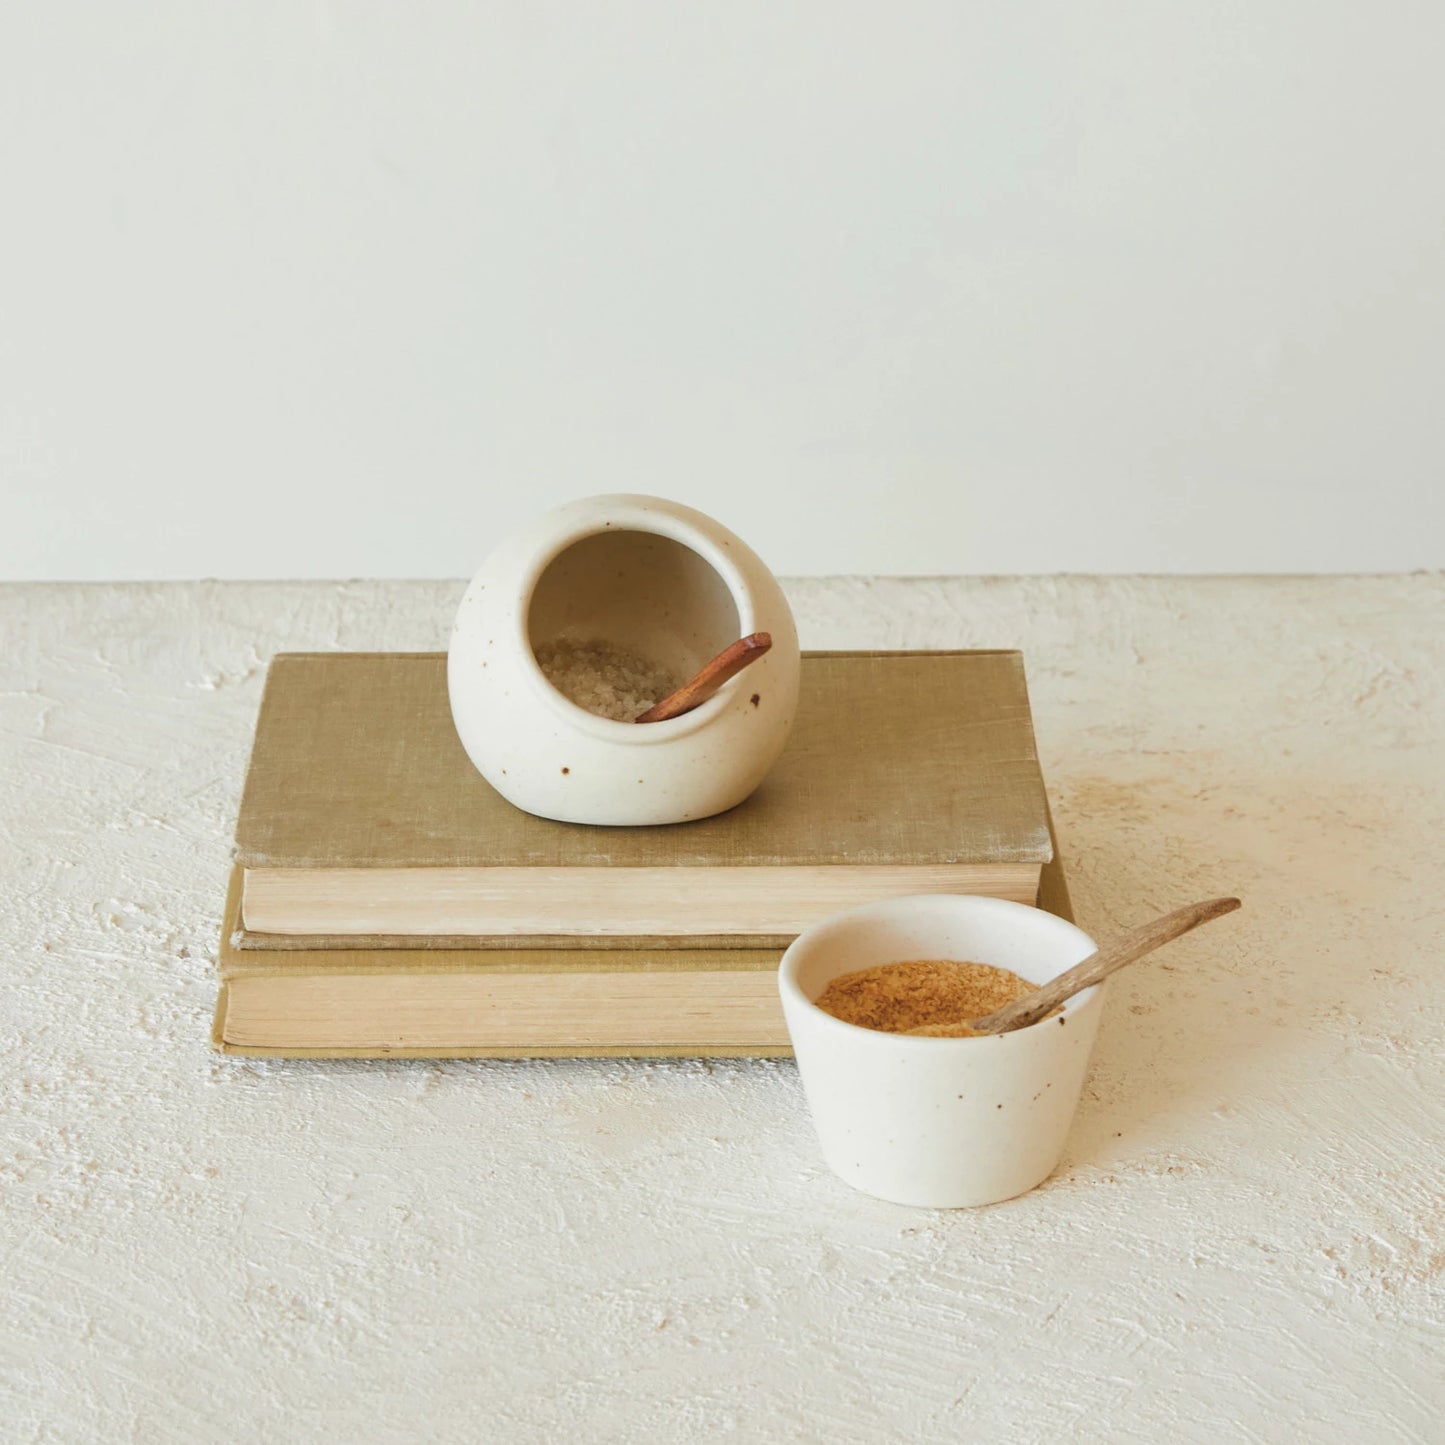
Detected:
[635,632,772,723]
[906,896,1242,1037]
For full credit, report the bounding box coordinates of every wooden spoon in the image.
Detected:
[905,896,1242,1037]
[635,632,772,723]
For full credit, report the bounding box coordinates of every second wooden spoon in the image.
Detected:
[906,896,1242,1037]
[635,632,772,723]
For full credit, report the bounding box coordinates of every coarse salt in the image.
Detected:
[535,639,681,722]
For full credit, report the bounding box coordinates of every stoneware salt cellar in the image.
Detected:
[449,494,801,826]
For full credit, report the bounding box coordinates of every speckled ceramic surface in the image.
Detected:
[448,494,801,825]
[781,895,1105,1207]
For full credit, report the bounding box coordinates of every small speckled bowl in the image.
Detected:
[779,895,1105,1208]
[449,493,800,826]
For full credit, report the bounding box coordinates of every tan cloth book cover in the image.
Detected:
[234,649,1054,948]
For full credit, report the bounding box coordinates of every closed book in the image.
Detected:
[214,869,789,1058]
[233,650,1054,948]
[212,819,1074,1057]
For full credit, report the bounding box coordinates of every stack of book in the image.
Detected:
[214,649,1070,1057]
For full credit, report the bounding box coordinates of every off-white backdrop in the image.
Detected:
[2,3,1442,580]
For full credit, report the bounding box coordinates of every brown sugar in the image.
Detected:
[813,959,1039,1036]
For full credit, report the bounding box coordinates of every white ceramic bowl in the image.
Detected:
[448,494,801,826]
[779,895,1105,1208]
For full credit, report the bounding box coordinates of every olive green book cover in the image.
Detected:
[232,650,1054,949]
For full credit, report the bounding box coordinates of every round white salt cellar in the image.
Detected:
[448,494,801,826]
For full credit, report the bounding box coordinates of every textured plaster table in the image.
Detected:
[2,577,1442,1444]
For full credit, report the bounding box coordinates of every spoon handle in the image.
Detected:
[970,896,1242,1036]
[635,632,772,723]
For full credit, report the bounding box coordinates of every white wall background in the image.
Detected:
[2,3,1442,580]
